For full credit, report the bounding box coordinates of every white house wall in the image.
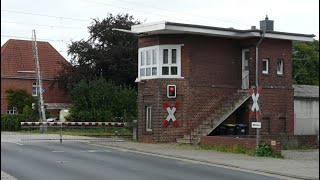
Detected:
[294,98,319,135]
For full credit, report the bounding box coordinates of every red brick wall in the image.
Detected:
[137,34,294,142]
[1,78,69,114]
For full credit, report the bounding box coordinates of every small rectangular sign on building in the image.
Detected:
[251,122,261,129]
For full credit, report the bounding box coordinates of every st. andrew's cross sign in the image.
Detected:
[249,86,262,119]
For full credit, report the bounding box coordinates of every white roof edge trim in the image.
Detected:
[165,24,260,38]
[132,21,166,32]
[132,21,314,42]
[264,33,314,42]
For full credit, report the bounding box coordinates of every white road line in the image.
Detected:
[2,141,24,145]
[52,151,64,153]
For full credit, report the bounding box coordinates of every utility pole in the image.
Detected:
[32,30,47,132]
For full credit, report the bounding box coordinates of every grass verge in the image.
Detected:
[177,143,284,158]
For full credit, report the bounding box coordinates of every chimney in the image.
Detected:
[260,15,274,31]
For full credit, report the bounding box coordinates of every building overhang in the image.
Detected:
[130,21,315,42]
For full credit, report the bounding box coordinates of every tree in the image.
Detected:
[5,89,35,114]
[67,77,137,122]
[55,13,141,91]
[292,39,319,85]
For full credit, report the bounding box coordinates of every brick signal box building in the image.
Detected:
[125,17,314,143]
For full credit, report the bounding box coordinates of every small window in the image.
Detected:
[32,82,38,96]
[277,60,283,75]
[146,106,152,131]
[7,107,18,114]
[262,59,269,74]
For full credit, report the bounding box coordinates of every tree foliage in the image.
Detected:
[56,13,140,91]
[292,39,319,85]
[67,77,137,122]
[5,89,35,114]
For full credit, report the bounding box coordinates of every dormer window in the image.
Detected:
[138,45,182,79]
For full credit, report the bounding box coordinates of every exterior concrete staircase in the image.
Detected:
[176,89,250,144]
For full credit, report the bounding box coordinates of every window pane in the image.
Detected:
[245,51,249,59]
[172,49,177,64]
[163,49,168,64]
[162,67,169,75]
[146,106,152,130]
[262,61,267,71]
[146,50,151,65]
[140,68,145,76]
[141,51,145,66]
[146,68,151,76]
[277,60,283,74]
[171,67,177,75]
[152,67,157,75]
[152,49,157,65]
[262,59,268,74]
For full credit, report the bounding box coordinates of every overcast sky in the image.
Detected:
[1,0,319,61]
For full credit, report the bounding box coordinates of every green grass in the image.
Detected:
[177,143,283,158]
[283,145,318,150]
[20,127,132,136]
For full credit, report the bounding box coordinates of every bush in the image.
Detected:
[255,143,272,156]
[66,110,113,122]
[1,114,36,131]
[68,77,137,122]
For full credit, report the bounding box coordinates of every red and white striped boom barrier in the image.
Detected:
[21,122,126,127]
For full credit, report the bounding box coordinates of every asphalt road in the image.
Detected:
[1,140,280,180]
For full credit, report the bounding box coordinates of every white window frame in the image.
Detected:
[7,107,18,114]
[138,44,182,80]
[146,106,152,131]
[277,60,284,75]
[32,82,38,96]
[262,59,269,74]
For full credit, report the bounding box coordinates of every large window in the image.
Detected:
[146,106,152,131]
[277,60,284,75]
[262,59,269,74]
[138,45,182,79]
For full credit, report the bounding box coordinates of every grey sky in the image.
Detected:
[1,0,319,61]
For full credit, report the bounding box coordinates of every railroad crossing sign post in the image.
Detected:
[249,86,262,147]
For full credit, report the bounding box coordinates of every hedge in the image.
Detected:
[1,114,36,131]
[65,110,114,122]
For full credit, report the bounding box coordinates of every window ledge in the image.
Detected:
[144,130,153,135]
[138,77,185,81]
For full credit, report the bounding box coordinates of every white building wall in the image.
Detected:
[294,98,319,135]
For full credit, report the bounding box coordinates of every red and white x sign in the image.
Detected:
[249,86,262,118]
[163,102,179,127]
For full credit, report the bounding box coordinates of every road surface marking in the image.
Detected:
[2,141,24,145]
[52,151,64,153]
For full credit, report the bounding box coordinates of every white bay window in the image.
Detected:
[138,45,182,79]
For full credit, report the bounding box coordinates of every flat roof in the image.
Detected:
[293,85,319,99]
[131,21,315,42]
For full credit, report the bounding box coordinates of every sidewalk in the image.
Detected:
[91,141,319,180]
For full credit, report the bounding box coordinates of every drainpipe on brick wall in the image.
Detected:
[254,21,266,147]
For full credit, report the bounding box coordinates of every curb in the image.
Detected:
[91,142,318,180]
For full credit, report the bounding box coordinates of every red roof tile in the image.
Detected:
[1,39,69,79]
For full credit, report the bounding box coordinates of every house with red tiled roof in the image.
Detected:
[1,39,70,115]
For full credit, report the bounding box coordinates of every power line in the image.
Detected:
[1,10,91,22]
[2,21,85,29]
[109,0,252,26]
[82,0,198,24]
[1,35,72,42]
